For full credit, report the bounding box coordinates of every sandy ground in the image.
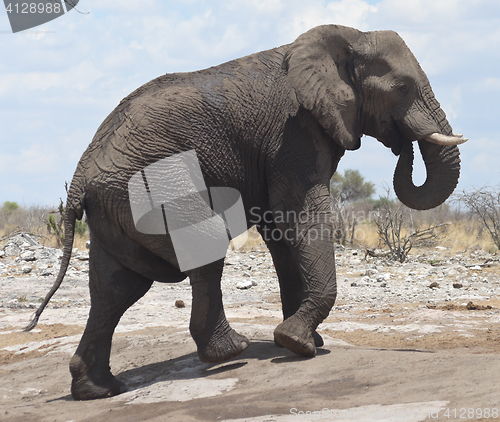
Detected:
[1,246,500,421]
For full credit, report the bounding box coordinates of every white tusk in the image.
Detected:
[425,133,468,146]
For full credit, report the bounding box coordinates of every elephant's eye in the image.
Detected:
[398,84,409,97]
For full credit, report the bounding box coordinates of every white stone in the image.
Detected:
[236,279,254,289]
[20,250,36,261]
[21,265,32,274]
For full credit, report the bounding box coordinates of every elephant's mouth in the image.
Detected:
[388,118,467,156]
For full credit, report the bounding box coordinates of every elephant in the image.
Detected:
[26,24,466,400]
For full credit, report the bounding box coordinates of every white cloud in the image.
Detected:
[0,61,104,98]
[87,0,159,14]
[1,0,499,204]
[17,144,60,174]
[471,77,500,93]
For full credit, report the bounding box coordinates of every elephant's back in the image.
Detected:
[72,45,291,217]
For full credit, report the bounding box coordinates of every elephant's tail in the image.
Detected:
[24,207,79,331]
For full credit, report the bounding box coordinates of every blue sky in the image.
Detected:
[1,0,499,206]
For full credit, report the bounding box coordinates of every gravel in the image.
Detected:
[1,233,499,314]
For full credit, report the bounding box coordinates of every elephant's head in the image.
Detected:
[283,25,467,210]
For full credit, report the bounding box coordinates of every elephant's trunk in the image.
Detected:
[393,85,461,210]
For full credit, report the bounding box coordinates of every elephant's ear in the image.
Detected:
[283,25,363,150]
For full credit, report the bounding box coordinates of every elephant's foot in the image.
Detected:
[70,355,127,400]
[274,329,324,348]
[313,330,324,347]
[196,328,250,363]
[273,315,316,357]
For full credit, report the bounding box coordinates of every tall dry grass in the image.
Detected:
[1,201,497,255]
[0,204,89,250]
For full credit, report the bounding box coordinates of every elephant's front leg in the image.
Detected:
[188,261,250,363]
[259,225,324,348]
[272,192,337,357]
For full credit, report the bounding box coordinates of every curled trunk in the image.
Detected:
[393,84,461,210]
[393,141,460,210]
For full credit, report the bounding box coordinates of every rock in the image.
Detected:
[0,250,5,258]
[469,265,482,271]
[2,233,40,257]
[175,300,185,308]
[466,301,492,310]
[444,265,467,276]
[453,283,463,289]
[35,248,62,265]
[38,266,53,276]
[21,265,32,274]
[236,279,257,289]
[376,273,391,282]
[74,251,89,261]
[20,251,36,262]
[3,243,21,257]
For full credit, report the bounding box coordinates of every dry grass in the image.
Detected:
[351,219,498,254]
[1,203,497,256]
[439,220,498,253]
[230,226,264,251]
[0,204,89,251]
[0,227,89,250]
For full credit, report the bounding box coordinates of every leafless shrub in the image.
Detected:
[331,195,349,245]
[330,195,367,245]
[373,193,449,263]
[455,187,500,249]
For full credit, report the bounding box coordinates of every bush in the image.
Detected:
[330,169,375,203]
[2,201,19,213]
[372,191,449,262]
[455,187,500,249]
[46,199,88,247]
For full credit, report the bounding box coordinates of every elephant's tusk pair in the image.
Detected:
[425,133,468,146]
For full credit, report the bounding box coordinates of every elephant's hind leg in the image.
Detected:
[188,261,249,363]
[70,240,153,400]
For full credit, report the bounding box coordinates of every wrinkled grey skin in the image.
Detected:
[28,25,462,400]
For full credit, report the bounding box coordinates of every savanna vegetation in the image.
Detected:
[0,199,88,250]
[1,173,499,260]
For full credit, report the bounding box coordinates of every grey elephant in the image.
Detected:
[27,24,466,400]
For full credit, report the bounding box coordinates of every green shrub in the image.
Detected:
[75,219,88,236]
[2,201,19,213]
